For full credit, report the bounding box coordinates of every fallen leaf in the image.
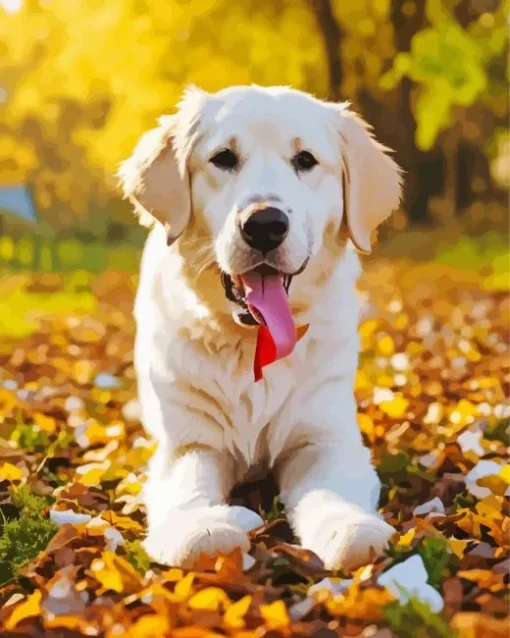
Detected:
[188,587,230,611]
[260,600,290,630]
[5,590,41,630]
[0,462,23,481]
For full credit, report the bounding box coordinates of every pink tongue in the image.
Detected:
[240,272,297,359]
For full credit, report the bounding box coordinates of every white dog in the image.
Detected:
[119,85,402,571]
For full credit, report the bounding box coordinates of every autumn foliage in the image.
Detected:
[0,257,507,637]
[0,0,508,228]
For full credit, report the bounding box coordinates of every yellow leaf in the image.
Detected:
[477,475,508,497]
[90,551,142,594]
[0,462,23,482]
[73,360,95,384]
[188,587,230,611]
[451,612,509,638]
[0,389,19,420]
[475,495,503,519]
[449,399,478,429]
[357,413,374,437]
[397,528,416,548]
[91,557,123,593]
[380,394,409,419]
[163,568,184,582]
[359,319,380,350]
[326,583,395,620]
[34,412,57,433]
[448,538,469,560]
[395,312,409,330]
[75,461,109,485]
[128,614,171,637]
[116,481,142,499]
[260,600,289,630]
[85,517,109,536]
[116,475,142,497]
[5,590,41,630]
[80,422,110,446]
[174,572,195,600]
[377,335,395,356]
[457,569,494,583]
[499,465,510,485]
[45,614,90,632]
[224,595,252,629]
[355,371,371,391]
[100,512,144,532]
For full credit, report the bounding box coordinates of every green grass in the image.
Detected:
[124,539,151,576]
[434,231,509,290]
[0,485,57,585]
[384,597,457,638]
[378,228,509,291]
[0,234,142,273]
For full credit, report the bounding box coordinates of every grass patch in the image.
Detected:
[124,539,151,576]
[378,228,509,291]
[0,485,57,585]
[434,231,509,291]
[384,596,457,638]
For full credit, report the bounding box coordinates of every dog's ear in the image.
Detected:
[336,105,402,254]
[118,115,191,244]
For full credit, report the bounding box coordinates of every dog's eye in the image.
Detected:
[209,149,238,171]
[292,150,318,172]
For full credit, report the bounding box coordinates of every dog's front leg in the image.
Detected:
[143,444,261,568]
[278,428,395,572]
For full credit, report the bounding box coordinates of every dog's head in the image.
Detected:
[119,85,402,340]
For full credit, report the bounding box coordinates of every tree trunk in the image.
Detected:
[309,0,343,100]
[388,0,440,224]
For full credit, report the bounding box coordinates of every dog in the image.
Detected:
[119,85,402,571]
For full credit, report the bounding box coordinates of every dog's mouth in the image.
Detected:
[221,265,293,327]
[221,262,304,362]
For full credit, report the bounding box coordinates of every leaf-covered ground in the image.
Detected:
[0,261,508,637]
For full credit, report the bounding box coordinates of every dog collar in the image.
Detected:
[254,324,310,382]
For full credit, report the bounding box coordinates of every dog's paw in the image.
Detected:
[143,505,251,568]
[306,509,395,572]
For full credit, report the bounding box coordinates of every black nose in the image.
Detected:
[240,207,289,253]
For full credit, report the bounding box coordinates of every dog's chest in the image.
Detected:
[217,345,308,467]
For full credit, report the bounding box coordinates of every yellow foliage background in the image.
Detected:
[0,0,508,236]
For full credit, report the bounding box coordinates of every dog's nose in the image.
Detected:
[240,207,289,253]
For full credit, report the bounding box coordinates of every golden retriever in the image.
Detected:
[119,85,402,571]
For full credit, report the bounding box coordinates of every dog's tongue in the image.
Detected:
[240,271,297,380]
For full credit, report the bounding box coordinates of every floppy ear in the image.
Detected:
[118,115,191,244]
[337,106,402,254]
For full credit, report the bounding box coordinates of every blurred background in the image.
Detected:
[0,0,508,335]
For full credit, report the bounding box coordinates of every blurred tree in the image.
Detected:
[0,0,327,231]
[310,0,343,100]
[0,0,506,233]
[321,0,508,225]
[382,0,508,222]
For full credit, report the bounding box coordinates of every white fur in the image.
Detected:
[123,85,401,571]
